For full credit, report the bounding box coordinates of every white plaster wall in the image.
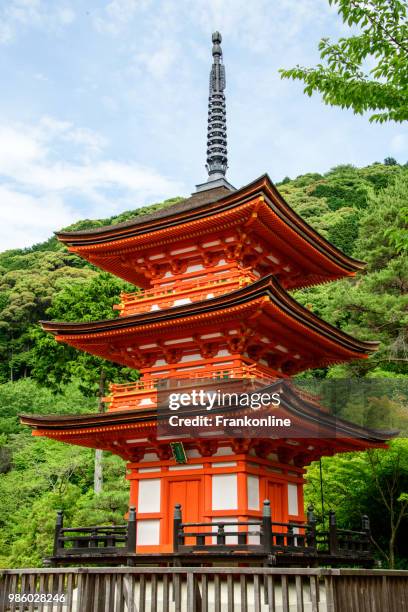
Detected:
[138,479,161,513]
[212,474,237,510]
[288,483,299,515]
[247,475,260,510]
[137,520,160,545]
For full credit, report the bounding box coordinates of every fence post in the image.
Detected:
[53,510,63,556]
[173,504,182,552]
[262,500,273,553]
[328,510,338,555]
[307,505,316,549]
[127,506,137,552]
[217,524,226,546]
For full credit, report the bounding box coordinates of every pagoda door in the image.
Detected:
[167,478,202,548]
[266,481,286,523]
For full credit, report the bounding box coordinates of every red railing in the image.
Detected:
[113,270,256,316]
[103,365,276,409]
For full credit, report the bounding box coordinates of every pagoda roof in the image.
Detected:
[20,381,396,464]
[41,275,378,374]
[59,184,233,238]
[55,175,365,289]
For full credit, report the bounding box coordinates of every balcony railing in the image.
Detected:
[53,508,136,559]
[103,365,275,410]
[48,501,373,569]
[113,270,256,316]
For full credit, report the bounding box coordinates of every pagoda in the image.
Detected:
[22,32,391,557]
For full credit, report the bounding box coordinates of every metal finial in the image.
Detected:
[206,31,227,181]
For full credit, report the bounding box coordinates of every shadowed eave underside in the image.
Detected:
[19,381,396,446]
[39,275,379,373]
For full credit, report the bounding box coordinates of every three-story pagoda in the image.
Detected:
[22,33,391,555]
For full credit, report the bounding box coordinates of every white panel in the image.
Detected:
[138,479,161,513]
[140,452,158,462]
[248,522,261,545]
[201,333,222,339]
[217,349,230,357]
[168,464,203,471]
[138,467,161,473]
[173,298,191,306]
[213,462,237,468]
[149,253,164,260]
[247,475,260,510]
[202,240,220,247]
[180,353,201,362]
[170,246,197,255]
[165,337,193,345]
[212,517,237,544]
[288,483,299,515]
[137,520,160,545]
[214,446,233,456]
[186,264,203,272]
[212,474,237,510]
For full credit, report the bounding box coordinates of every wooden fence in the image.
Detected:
[1,567,407,612]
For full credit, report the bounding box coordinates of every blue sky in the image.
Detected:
[0,0,406,250]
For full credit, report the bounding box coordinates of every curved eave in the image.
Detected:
[56,174,365,277]
[19,382,396,444]
[40,274,378,358]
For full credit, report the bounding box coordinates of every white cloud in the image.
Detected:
[0,0,75,44]
[0,117,185,249]
[93,0,151,35]
[390,134,407,156]
[0,186,76,250]
[134,40,180,79]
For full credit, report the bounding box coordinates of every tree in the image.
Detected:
[280,0,408,122]
[305,441,408,567]
[30,272,138,493]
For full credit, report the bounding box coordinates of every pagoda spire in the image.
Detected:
[196,32,235,193]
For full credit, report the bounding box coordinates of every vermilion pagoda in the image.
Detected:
[22,33,390,557]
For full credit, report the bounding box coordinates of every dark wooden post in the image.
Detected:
[262,500,273,553]
[127,506,136,552]
[328,510,338,555]
[307,505,316,549]
[53,510,63,556]
[173,504,182,552]
[287,524,294,548]
[217,523,226,546]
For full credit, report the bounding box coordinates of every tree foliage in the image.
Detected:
[306,440,408,568]
[280,0,408,122]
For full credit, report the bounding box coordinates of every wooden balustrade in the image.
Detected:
[113,271,256,315]
[103,365,275,409]
[1,566,407,611]
[174,500,317,556]
[173,500,372,561]
[48,502,372,569]
[53,507,136,559]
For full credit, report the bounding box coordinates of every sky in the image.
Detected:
[0,0,406,250]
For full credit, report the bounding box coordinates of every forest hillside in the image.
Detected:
[0,161,407,568]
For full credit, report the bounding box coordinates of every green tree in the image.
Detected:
[280,0,408,122]
[306,441,408,568]
[30,272,138,493]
